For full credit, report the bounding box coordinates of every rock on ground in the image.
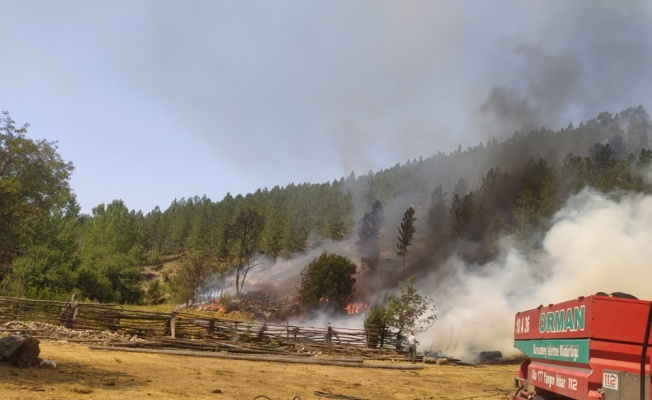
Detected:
[0,335,41,367]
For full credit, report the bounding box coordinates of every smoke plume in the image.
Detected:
[474,1,652,138]
[419,189,652,361]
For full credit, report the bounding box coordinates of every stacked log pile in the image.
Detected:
[0,296,406,361]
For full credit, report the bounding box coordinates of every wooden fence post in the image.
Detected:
[165,312,177,338]
[11,302,20,320]
[208,319,215,336]
[60,294,78,329]
[232,322,239,339]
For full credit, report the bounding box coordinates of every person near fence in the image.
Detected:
[395,330,404,350]
[407,330,419,362]
[59,293,78,329]
[325,323,338,353]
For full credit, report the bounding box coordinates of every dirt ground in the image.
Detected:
[0,341,519,400]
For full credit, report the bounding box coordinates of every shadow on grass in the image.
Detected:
[0,359,144,393]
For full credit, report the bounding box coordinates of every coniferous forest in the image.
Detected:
[2,106,651,307]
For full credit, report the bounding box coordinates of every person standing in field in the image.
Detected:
[407,330,419,362]
[325,322,340,354]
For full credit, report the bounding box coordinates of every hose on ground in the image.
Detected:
[253,393,367,400]
[253,397,302,400]
[314,391,368,400]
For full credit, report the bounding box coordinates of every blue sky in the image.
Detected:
[2,1,651,214]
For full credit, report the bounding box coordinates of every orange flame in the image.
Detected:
[202,304,227,313]
[345,302,369,315]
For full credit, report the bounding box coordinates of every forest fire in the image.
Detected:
[201,303,227,313]
[345,302,369,315]
[317,298,368,315]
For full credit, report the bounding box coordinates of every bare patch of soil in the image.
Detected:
[0,342,518,400]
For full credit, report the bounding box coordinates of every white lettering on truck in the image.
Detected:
[530,368,578,392]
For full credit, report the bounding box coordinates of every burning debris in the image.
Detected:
[197,290,298,322]
[345,303,369,315]
[201,304,227,313]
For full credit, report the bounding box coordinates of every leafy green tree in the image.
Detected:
[9,197,82,298]
[0,112,74,284]
[364,302,388,331]
[76,251,142,303]
[396,206,417,269]
[146,280,166,305]
[228,208,264,296]
[77,200,143,303]
[298,252,357,313]
[386,277,436,333]
[363,301,390,348]
[171,248,221,304]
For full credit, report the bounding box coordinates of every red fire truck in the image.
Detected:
[510,293,652,400]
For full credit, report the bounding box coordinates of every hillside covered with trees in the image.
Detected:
[2,106,651,309]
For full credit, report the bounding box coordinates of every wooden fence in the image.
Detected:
[0,296,397,351]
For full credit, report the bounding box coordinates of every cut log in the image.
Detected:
[0,335,41,367]
[90,345,423,369]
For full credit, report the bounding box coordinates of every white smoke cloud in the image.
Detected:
[214,235,359,298]
[419,189,652,362]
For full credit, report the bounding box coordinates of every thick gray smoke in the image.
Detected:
[418,189,652,362]
[474,1,652,138]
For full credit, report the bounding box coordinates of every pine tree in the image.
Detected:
[228,208,264,296]
[356,200,384,272]
[397,207,417,269]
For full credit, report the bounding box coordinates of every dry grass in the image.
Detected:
[0,341,519,400]
[121,303,254,322]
